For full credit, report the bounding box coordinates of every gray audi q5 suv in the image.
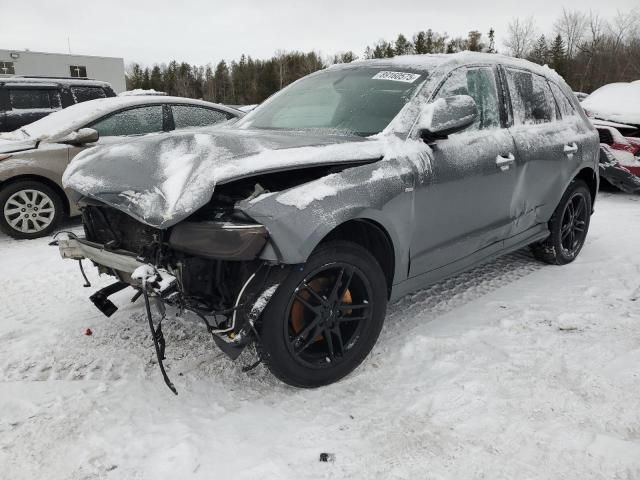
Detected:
[58,52,599,390]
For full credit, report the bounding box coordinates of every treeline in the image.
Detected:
[504,9,640,92]
[126,8,639,104]
[126,51,324,105]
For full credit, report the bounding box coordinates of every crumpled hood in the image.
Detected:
[63,128,384,228]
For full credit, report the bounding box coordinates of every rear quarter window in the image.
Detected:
[9,89,61,110]
[505,69,557,125]
[71,86,107,104]
[549,82,579,119]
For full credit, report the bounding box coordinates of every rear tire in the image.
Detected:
[0,180,65,239]
[530,180,591,265]
[257,240,387,388]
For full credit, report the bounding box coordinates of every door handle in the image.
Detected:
[496,153,515,171]
[564,142,578,155]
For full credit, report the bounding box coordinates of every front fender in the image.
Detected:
[239,157,418,284]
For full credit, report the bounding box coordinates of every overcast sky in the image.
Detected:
[2,0,638,66]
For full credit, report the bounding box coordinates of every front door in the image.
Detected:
[410,65,520,277]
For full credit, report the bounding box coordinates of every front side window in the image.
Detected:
[434,66,501,131]
[70,65,87,78]
[71,86,107,104]
[172,105,230,130]
[9,89,61,110]
[506,69,557,125]
[239,67,424,136]
[0,61,15,74]
[90,105,164,137]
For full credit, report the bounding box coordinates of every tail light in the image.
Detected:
[625,138,640,156]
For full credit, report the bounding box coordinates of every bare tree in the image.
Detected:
[504,16,537,58]
[554,9,587,58]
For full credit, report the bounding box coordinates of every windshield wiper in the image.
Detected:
[19,128,31,138]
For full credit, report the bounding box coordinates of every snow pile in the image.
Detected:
[581,81,640,125]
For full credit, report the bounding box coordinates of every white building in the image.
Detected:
[0,49,126,93]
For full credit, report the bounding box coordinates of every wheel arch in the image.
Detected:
[0,174,70,216]
[318,218,396,298]
[572,166,598,211]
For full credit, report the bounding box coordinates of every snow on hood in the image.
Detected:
[63,129,384,228]
[581,81,640,126]
[0,137,38,154]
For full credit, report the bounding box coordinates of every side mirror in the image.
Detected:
[57,128,100,145]
[417,94,478,142]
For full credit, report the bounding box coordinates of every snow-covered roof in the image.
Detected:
[13,96,240,141]
[0,76,112,88]
[119,89,167,97]
[581,81,640,126]
[346,51,564,83]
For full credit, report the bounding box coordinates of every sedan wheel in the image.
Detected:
[0,181,64,239]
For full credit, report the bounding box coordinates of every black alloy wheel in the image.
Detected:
[531,180,592,265]
[285,262,373,368]
[559,191,589,257]
[258,241,387,387]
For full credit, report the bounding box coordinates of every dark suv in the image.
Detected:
[0,76,116,132]
[59,52,599,390]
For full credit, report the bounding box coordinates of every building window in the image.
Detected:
[0,61,15,74]
[70,65,87,78]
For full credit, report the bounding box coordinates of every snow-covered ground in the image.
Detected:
[1,192,640,480]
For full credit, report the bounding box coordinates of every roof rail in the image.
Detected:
[0,75,96,80]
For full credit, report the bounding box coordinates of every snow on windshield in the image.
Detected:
[239,67,425,137]
[581,82,640,125]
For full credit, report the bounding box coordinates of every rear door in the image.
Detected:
[169,104,235,131]
[410,65,520,276]
[4,87,62,131]
[502,68,578,233]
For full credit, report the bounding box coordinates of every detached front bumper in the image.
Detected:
[58,235,143,278]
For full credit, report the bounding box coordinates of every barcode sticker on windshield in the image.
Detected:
[372,71,421,83]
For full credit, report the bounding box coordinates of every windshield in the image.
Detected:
[238,67,425,136]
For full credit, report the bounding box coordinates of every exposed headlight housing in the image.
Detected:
[168,221,268,260]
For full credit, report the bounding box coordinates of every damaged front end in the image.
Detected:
[56,192,292,394]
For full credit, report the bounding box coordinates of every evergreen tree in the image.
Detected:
[150,65,163,91]
[414,31,427,54]
[487,28,496,53]
[467,31,484,52]
[528,35,550,65]
[214,60,232,103]
[549,34,566,75]
[394,34,413,56]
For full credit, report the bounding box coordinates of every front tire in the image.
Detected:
[530,180,591,265]
[0,180,64,239]
[258,241,388,388]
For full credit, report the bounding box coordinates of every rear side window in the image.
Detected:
[71,86,107,103]
[90,105,164,136]
[172,105,230,130]
[9,89,61,110]
[505,69,557,125]
[434,66,501,131]
[549,82,578,119]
